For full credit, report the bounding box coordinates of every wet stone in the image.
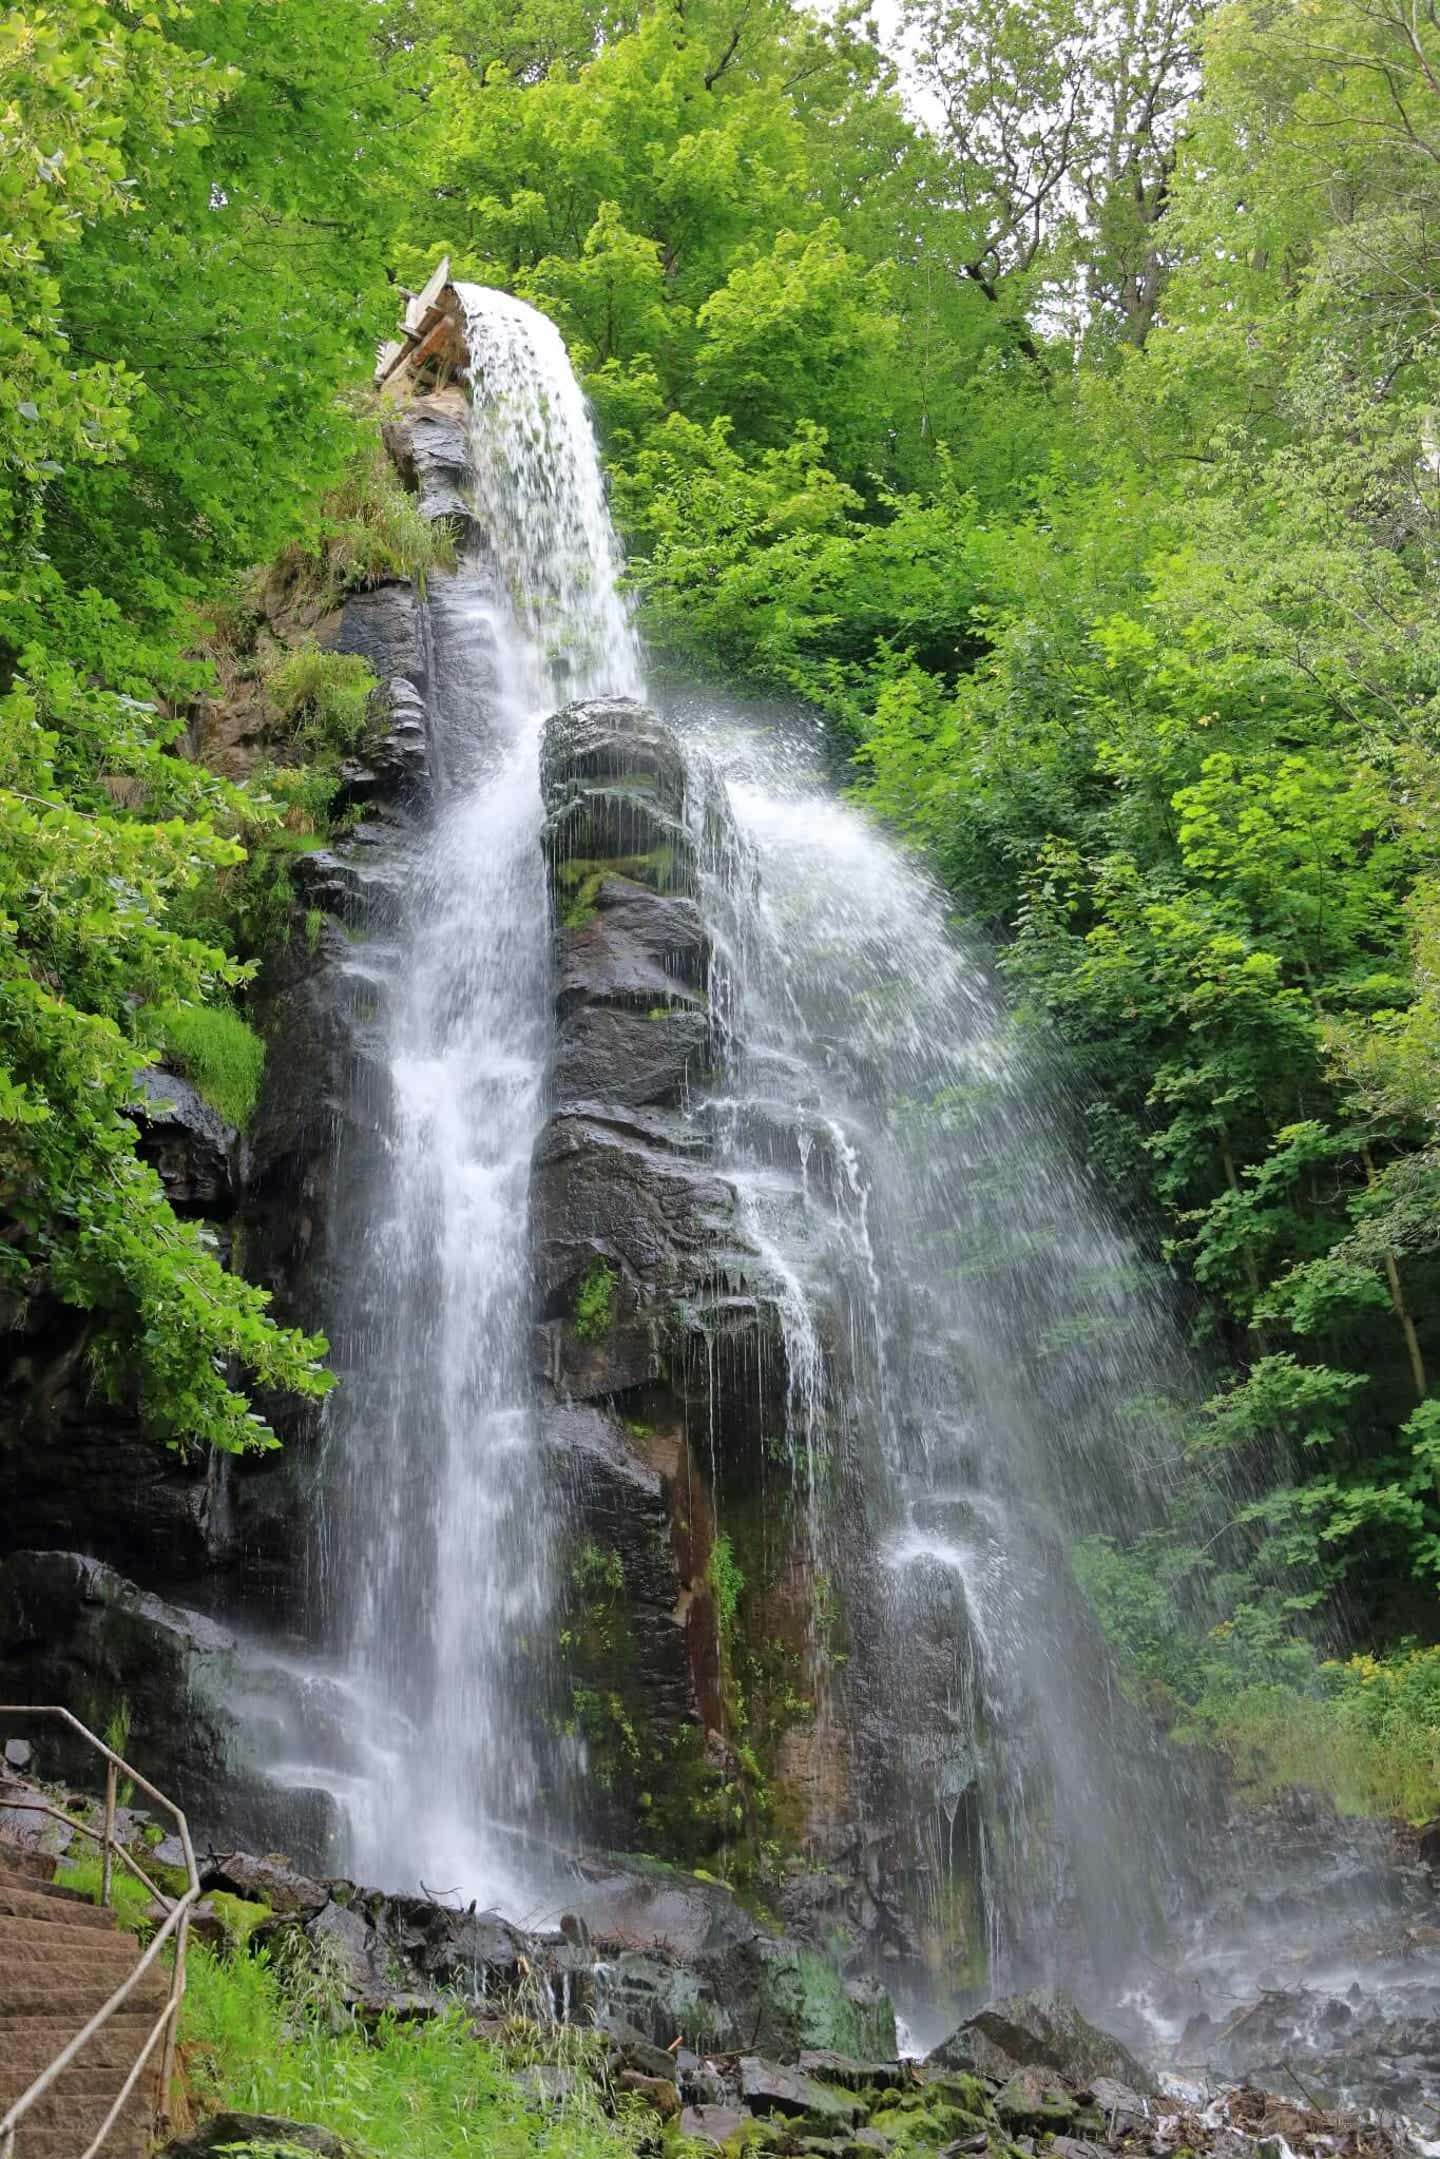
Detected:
[992,2066,1078,2129]
[680,2102,749,2147]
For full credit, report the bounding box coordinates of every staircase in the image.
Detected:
[0,1844,162,2157]
[0,1707,200,2159]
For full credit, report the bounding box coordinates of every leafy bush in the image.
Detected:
[1182,1647,1440,1824]
[154,1003,266,1130]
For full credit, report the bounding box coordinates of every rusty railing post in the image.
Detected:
[100,1759,117,1909]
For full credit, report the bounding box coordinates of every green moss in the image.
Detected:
[573,1260,618,1341]
[206,1890,273,1946]
[153,1000,266,1128]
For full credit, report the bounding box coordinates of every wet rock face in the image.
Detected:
[381,385,474,530]
[0,1551,343,1863]
[534,698,728,1836]
[0,1069,243,1585]
[134,1070,237,1215]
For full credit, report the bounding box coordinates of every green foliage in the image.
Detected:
[707,1531,745,1633]
[263,646,377,758]
[56,1853,154,1936]
[154,1003,266,1130]
[180,1942,649,2159]
[265,429,459,609]
[572,1261,619,1341]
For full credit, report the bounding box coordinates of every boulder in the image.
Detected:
[619,2070,681,2119]
[739,2055,861,2124]
[926,1992,1157,2096]
[798,2053,906,2092]
[576,1853,896,2060]
[680,2104,749,2148]
[161,2115,358,2158]
[134,1069,236,1215]
[992,2066,1077,2130]
[202,1849,334,1917]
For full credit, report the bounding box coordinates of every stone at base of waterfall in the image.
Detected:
[926,1991,1158,2097]
[619,2069,682,2118]
[515,2064,579,2107]
[681,2102,749,2147]
[740,2054,863,2123]
[161,2116,359,2158]
[992,2065,1079,2130]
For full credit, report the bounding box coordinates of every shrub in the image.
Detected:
[154,1002,267,1128]
[265,428,459,612]
[1180,1645,1440,1823]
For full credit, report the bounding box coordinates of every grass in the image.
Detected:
[179,1944,657,2158]
[53,1867,659,2157]
[153,1001,267,1129]
[263,642,377,757]
[56,1853,156,1934]
[261,426,459,615]
[1179,1643,1440,1823]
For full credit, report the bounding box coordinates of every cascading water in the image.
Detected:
[293,285,1196,2000]
[671,691,1199,2027]
[310,287,641,1904]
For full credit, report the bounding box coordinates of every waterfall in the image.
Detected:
[309,288,642,1904]
[672,691,1197,2025]
[286,284,1196,2008]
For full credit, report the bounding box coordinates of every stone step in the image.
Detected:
[0,1866,91,1906]
[0,2015,156,2074]
[0,1978,167,2020]
[15,2125,149,2159]
[0,2084,153,2144]
[0,1847,58,1886]
[0,1885,117,1931]
[0,2058,149,2105]
[0,1913,130,1955]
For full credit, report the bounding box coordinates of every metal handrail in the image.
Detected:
[0,1705,201,2157]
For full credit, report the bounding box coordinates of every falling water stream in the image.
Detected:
[287,287,1220,2035]
[310,288,642,1904]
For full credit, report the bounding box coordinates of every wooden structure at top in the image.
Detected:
[374,257,468,390]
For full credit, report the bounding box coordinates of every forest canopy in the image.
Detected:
[6,0,1440,1734]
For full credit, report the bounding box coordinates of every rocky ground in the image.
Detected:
[7,1755,1440,2159]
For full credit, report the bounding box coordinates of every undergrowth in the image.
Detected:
[263,642,377,757]
[153,1001,267,1128]
[1179,1645,1440,1824]
[264,427,458,612]
[179,1943,655,2158]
